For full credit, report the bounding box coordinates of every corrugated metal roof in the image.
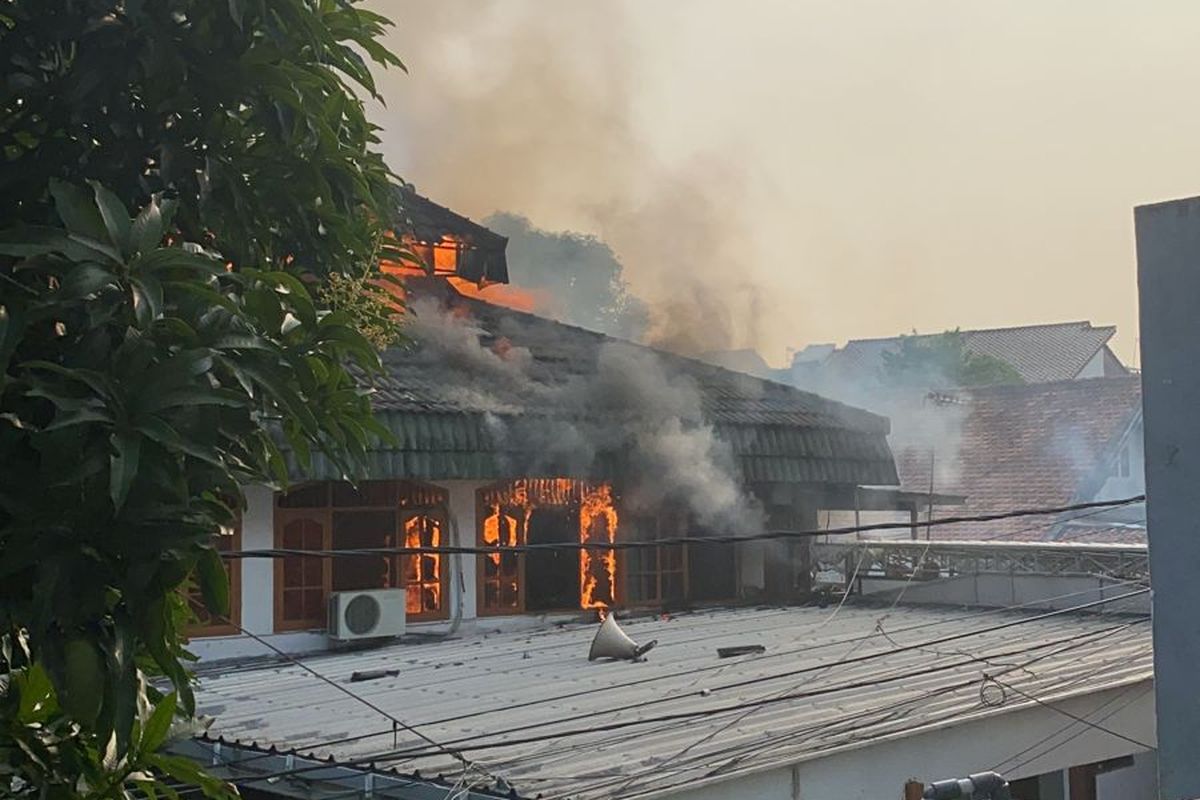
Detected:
[195,603,1152,799]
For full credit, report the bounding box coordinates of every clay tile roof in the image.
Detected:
[893,376,1142,541]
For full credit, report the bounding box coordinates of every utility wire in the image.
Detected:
[985,676,1153,750]
[994,682,1154,777]
[220,496,1146,560]
[224,592,1149,786]
[182,598,487,779]
[619,639,1152,800]
[190,578,1148,775]
[582,623,1145,799]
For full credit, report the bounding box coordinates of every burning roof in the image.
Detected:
[299,278,897,489]
[393,184,509,285]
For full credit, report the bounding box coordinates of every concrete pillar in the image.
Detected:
[442,480,485,621]
[240,484,275,636]
[1134,195,1200,800]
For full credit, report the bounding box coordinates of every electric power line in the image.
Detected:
[994,682,1154,777]
[182,598,488,780]
[220,496,1145,561]
[985,676,1153,750]
[216,592,1149,787]
[188,579,1149,779]
[581,624,1148,799]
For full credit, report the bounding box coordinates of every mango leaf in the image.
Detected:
[0,224,114,263]
[88,180,132,254]
[138,691,177,755]
[58,261,117,301]
[15,663,58,721]
[131,273,165,326]
[130,195,165,255]
[101,621,139,758]
[145,752,232,798]
[41,407,114,432]
[195,548,229,618]
[109,431,142,511]
[49,179,107,241]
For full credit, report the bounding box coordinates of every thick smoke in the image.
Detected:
[790,357,968,495]
[371,1,769,358]
[402,298,762,533]
[481,213,649,341]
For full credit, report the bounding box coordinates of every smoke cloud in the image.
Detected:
[402,296,762,533]
[790,360,968,495]
[369,0,769,358]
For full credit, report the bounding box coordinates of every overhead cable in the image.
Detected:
[221,495,1146,560]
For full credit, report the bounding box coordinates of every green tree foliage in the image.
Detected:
[483,213,649,340]
[880,329,1024,389]
[0,1,406,795]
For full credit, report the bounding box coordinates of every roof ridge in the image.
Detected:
[434,282,892,432]
[841,320,1114,347]
[962,374,1142,395]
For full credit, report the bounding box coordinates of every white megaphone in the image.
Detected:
[588,614,657,661]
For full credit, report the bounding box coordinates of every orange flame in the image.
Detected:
[479,479,619,612]
[446,276,544,313]
[579,484,619,610]
[377,232,545,313]
[403,515,442,614]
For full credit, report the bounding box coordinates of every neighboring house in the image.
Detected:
[809,321,1128,387]
[892,376,1145,542]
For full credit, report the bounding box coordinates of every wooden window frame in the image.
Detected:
[187,516,243,638]
[620,513,689,609]
[274,506,332,632]
[476,479,629,616]
[476,491,527,616]
[273,481,451,632]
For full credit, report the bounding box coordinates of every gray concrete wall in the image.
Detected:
[1135,194,1200,800]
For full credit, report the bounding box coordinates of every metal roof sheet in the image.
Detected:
[195,603,1152,799]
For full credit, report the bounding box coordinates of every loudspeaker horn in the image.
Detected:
[588,614,657,661]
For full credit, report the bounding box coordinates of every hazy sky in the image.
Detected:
[367,1,1200,365]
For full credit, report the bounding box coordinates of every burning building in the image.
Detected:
[189,188,904,659]
[179,191,1159,800]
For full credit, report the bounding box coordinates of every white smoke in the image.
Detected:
[403,298,762,533]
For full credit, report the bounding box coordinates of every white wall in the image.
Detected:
[1078,349,1107,378]
[675,680,1155,800]
[1096,419,1146,503]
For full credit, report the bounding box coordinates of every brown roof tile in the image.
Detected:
[894,377,1142,540]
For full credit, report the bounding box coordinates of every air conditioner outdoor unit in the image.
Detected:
[328,589,407,641]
